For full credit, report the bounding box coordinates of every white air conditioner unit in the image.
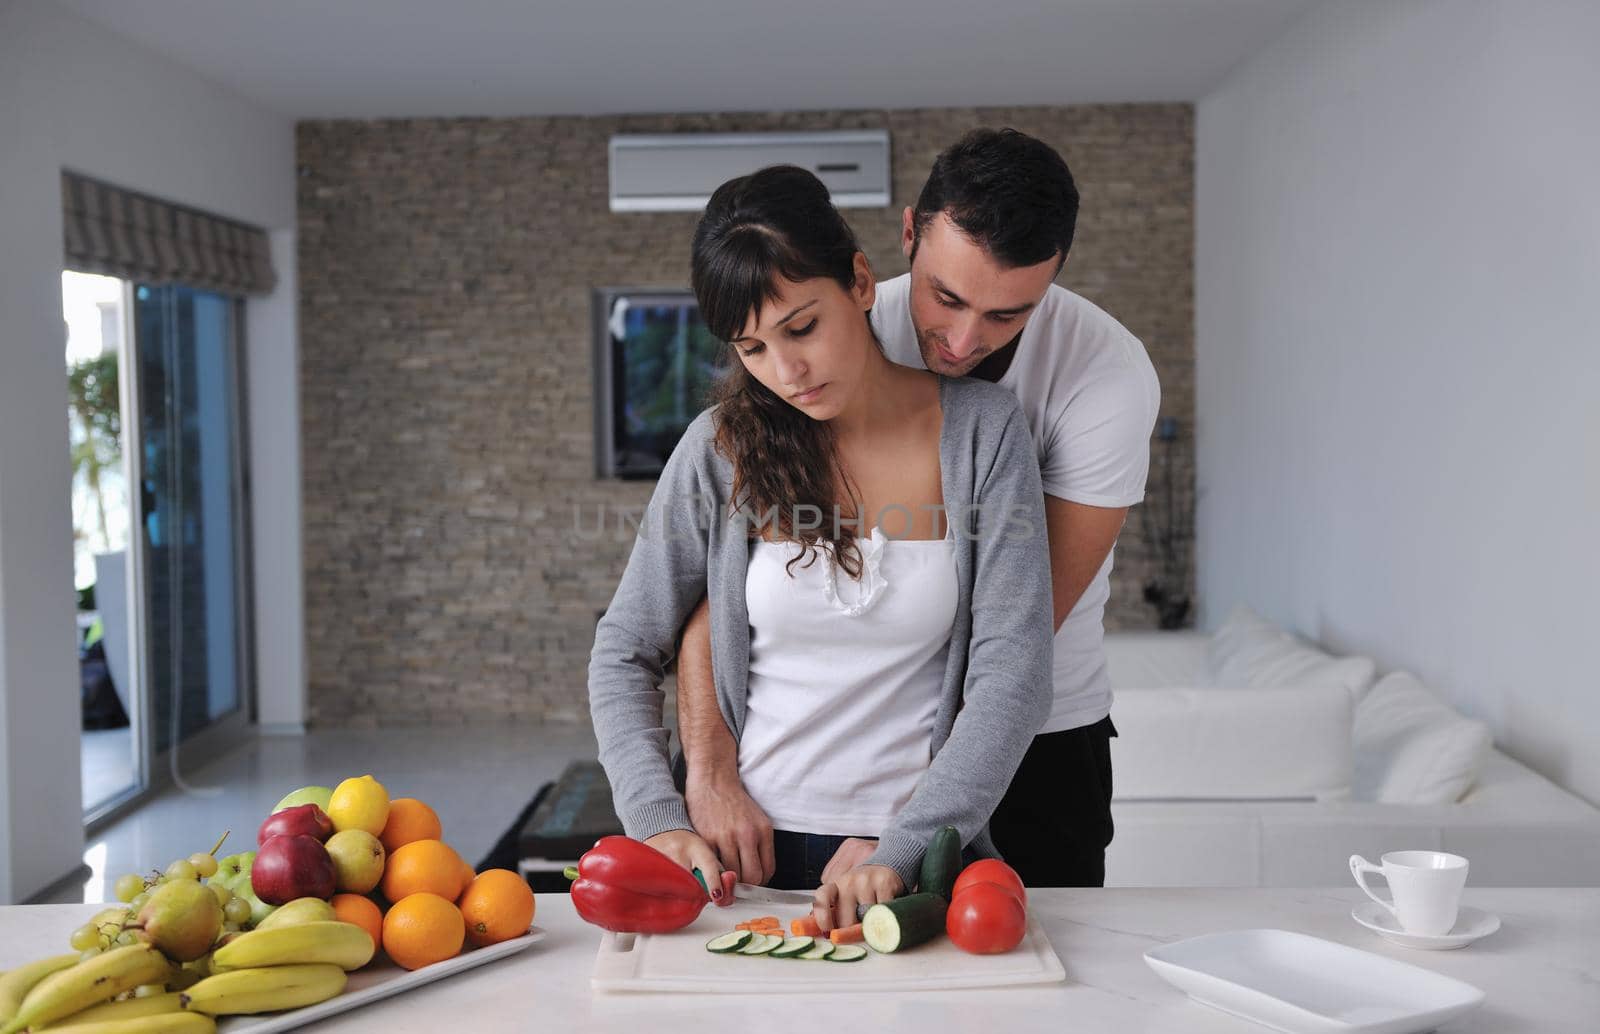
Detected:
[609,130,891,213]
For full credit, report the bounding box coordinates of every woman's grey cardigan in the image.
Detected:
[588,375,1054,890]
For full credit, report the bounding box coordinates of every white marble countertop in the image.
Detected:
[4,888,1596,1032]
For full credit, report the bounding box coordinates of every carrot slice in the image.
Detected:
[829,923,864,944]
[791,915,823,938]
[751,916,780,926]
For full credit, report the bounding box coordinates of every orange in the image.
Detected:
[380,798,443,854]
[381,892,464,971]
[381,839,467,902]
[330,893,384,955]
[458,869,535,947]
[456,857,475,900]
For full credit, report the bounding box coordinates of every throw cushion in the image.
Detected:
[1111,684,1353,801]
[1353,671,1491,804]
[1208,606,1377,699]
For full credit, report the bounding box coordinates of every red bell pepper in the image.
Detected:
[566,835,711,933]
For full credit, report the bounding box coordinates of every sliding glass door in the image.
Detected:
[131,284,254,776]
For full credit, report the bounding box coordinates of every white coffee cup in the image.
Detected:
[1349,850,1468,936]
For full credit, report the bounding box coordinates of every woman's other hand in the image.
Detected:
[812,862,904,931]
[819,836,877,885]
[644,829,727,903]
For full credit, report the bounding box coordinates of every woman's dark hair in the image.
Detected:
[911,127,1079,269]
[691,164,870,577]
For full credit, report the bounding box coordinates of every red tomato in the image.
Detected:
[952,859,1026,907]
[946,881,1027,954]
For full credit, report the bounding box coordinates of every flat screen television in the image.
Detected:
[592,288,727,479]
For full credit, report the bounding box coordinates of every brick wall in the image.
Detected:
[297,105,1194,727]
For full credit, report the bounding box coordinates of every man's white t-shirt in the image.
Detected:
[870,273,1161,734]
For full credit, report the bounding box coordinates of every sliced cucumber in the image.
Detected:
[826,944,868,962]
[737,932,783,956]
[770,936,814,958]
[796,941,835,960]
[862,893,948,954]
[706,930,753,953]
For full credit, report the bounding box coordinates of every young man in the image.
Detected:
[673,128,1160,888]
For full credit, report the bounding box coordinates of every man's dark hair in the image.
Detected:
[911,128,1079,269]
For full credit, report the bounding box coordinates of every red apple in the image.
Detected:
[257,803,334,846]
[251,834,336,904]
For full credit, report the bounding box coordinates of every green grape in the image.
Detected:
[69,924,99,951]
[79,947,103,961]
[114,930,139,947]
[129,892,150,910]
[223,897,251,924]
[190,853,219,878]
[96,933,113,950]
[134,984,165,998]
[165,860,198,882]
[114,873,145,902]
[222,921,241,934]
[209,882,233,907]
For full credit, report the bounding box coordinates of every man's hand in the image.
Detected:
[812,862,904,932]
[685,774,776,886]
[643,829,727,904]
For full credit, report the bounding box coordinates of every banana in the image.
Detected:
[0,954,79,1026]
[211,921,374,972]
[0,945,171,1034]
[178,963,345,1016]
[39,990,184,1028]
[39,1014,214,1034]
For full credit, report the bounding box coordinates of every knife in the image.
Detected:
[731,883,816,905]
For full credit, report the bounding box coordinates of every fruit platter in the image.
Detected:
[0,775,543,1033]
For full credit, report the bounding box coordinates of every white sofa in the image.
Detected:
[1103,620,1600,887]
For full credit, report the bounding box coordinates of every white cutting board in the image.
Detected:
[591,907,1065,993]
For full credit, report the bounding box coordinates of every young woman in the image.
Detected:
[588,165,1053,927]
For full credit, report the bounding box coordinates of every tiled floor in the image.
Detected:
[82,726,137,812]
[60,723,602,904]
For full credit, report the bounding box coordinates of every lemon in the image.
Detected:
[327,774,391,836]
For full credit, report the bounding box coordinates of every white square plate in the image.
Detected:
[1144,928,1484,1034]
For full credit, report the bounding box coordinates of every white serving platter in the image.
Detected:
[1144,928,1484,1034]
[591,906,1063,993]
[220,926,545,1032]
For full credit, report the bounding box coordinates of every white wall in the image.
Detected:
[0,0,302,901]
[1196,0,1600,804]
[248,229,307,732]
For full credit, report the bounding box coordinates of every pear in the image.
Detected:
[135,879,223,962]
[255,897,337,930]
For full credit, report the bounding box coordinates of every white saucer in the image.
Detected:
[1352,902,1500,949]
